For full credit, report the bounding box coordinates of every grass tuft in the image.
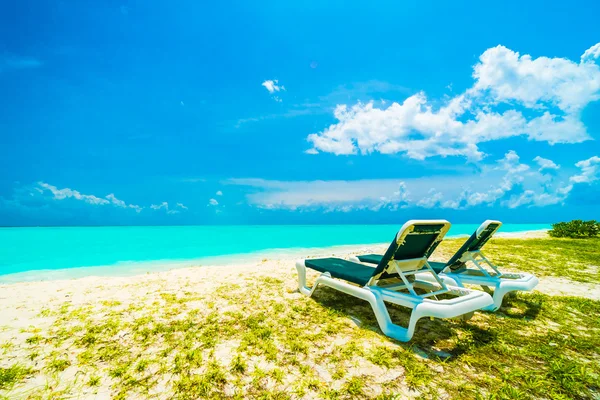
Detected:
[0,364,34,390]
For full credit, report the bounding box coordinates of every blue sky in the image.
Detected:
[1,0,600,226]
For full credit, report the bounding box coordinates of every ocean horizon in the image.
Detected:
[0,224,549,283]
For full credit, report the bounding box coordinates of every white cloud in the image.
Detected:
[570,156,600,183]
[7,182,188,217]
[262,79,285,94]
[150,202,181,214]
[473,45,600,112]
[216,191,223,196]
[581,43,600,64]
[504,186,573,209]
[417,189,444,209]
[37,182,144,212]
[129,205,143,213]
[106,193,142,213]
[150,202,168,210]
[39,182,110,205]
[435,150,533,208]
[106,193,126,207]
[228,150,596,211]
[307,43,600,160]
[533,156,560,171]
[208,198,219,206]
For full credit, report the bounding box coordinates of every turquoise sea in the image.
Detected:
[0,224,549,283]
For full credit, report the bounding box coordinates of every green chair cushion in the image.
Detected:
[305,258,374,286]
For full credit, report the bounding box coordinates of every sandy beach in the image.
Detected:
[1,230,599,399]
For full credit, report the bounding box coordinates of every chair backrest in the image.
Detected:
[446,220,502,270]
[371,220,451,281]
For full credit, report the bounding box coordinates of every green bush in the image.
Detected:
[549,220,600,238]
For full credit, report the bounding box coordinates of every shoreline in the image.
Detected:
[0,229,549,285]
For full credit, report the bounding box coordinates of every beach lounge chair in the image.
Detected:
[351,220,539,312]
[296,220,493,342]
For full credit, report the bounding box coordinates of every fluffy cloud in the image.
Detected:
[261,79,285,94]
[38,182,110,205]
[208,198,219,206]
[307,43,600,160]
[411,150,565,209]
[36,182,183,215]
[36,182,146,212]
[228,151,598,211]
[216,191,223,196]
[581,43,600,64]
[504,186,573,209]
[416,189,444,209]
[446,151,531,208]
[533,156,560,171]
[151,202,168,210]
[570,156,600,183]
[105,194,143,213]
[150,202,186,214]
[473,45,600,112]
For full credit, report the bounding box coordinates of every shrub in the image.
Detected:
[549,220,600,238]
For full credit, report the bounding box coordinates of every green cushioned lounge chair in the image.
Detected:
[296,220,493,342]
[351,220,539,311]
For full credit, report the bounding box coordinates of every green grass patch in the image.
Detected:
[0,364,34,390]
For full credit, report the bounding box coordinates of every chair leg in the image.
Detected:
[295,260,311,296]
[295,260,422,342]
[483,284,510,311]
